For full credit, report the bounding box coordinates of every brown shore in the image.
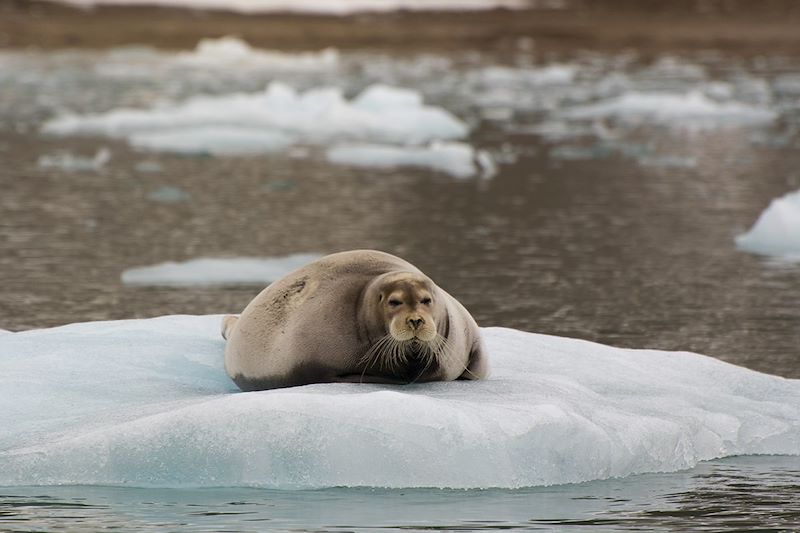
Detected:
[2,0,800,54]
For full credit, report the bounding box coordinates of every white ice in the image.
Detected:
[326,142,496,179]
[43,82,469,155]
[562,90,776,127]
[46,0,537,14]
[174,37,339,70]
[37,148,111,171]
[736,188,800,260]
[1,315,798,489]
[121,254,323,286]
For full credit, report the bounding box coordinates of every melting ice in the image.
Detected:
[0,315,797,489]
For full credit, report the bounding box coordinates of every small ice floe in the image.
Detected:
[736,188,800,260]
[637,155,698,169]
[326,142,496,179]
[147,186,191,204]
[43,82,468,154]
[561,90,776,127]
[0,329,11,335]
[471,64,578,87]
[1,315,798,488]
[174,37,339,70]
[121,254,323,286]
[47,0,535,15]
[37,147,111,172]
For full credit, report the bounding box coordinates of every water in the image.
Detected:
[1,4,800,531]
[2,457,799,532]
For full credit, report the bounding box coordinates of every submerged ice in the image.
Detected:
[0,315,798,489]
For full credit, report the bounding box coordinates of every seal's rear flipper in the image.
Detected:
[221,315,239,340]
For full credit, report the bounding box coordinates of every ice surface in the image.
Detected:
[47,0,536,14]
[562,91,777,127]
[174,37,339,70]
[43,82,469,155]
[736,188,800,259]
[326,142,496,178]
[121,254,323,286]
[37,148,111,171]
[1,315,798,489]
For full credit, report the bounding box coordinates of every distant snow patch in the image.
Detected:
[562,91,776,127]
[37,148,111,171]
[45,0,538,14]
[736,188,800,260]
[121,254,322,286]
[327,142,496,178]
[43,82,469,154]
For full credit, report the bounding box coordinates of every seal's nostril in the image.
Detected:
[408,318,424,329]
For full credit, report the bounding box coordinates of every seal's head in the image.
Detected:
[375,272,440,342]
[359,271,447,377]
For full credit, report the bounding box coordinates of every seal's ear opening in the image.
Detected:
[378,294,384,301]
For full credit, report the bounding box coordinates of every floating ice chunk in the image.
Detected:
[474,64,577,86]
[130,126,295,155]
[637,155,697,169]
[148,186,191,204]
[562,91,776,127]
[43,82,469,153]
[736,188,800,260]
[135,161,163,173]
[46,0,535,14]
[121,254,323,286]
[175,37,339,70]
[37,147,111,171]
[326,142,495,179]
[0,315,798,488]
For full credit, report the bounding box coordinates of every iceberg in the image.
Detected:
[736,188,800,260]
[326,142,496,178]
[121,254,323,286]
[174,37,339,70]
[1,315,798,489]
[562,90,776,127]
[42,82,469,155]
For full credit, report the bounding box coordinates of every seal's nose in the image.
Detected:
[407,317,424,330]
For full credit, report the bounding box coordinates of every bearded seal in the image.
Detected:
[222,250,488,391]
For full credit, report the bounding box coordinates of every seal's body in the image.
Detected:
[222,250,487,391]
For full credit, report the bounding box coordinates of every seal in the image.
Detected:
[222,250,488,391]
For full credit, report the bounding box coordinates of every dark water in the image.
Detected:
[1,12,800,533]
[2,456,799,532]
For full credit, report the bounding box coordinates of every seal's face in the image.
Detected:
[378,276,438,343]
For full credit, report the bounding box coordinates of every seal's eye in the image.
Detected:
[421,297,432,305]
[388,299,402,307]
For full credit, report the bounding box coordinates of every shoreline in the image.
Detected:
[3,0,800,55]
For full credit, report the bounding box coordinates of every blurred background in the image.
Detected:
[1,0,799,377]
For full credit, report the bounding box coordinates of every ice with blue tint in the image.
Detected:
[121,254,323,286]
[1,315,798,489]
[42,83,469,155]
[736,188,800,260]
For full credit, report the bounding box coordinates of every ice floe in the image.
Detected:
[327,142,496,179]
[562,91,777,127]
[37,148,111,171]
[43,82,469,154]
[174,37,339,70]
[1,315,798,488]
[121,254,323,286]
[47,0,537,14]
[736,188,800,260]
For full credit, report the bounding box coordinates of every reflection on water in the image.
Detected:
[1,457,798,532]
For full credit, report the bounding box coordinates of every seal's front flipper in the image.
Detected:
[221,315,239,340]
